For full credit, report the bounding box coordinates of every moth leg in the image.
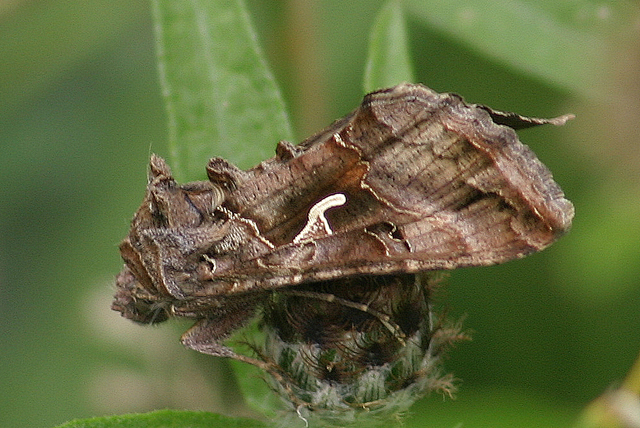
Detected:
[182,317,308,409]
[181,322,264,367]
[181,318,241,358]
[279,289,407,345]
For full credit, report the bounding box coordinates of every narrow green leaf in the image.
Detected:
[405,0,638,99]
[54,409,268,428]
[152,0,293,180]
[364,0,415,93]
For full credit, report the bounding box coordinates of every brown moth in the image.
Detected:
[112,83,574,361]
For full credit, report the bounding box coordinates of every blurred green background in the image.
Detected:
[1,1,639,427]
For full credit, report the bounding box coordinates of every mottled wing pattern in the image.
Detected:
[189,84,573,296]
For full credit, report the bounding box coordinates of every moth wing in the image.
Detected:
[199,84,573,294]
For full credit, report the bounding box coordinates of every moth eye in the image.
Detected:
[147,304,170,324]
[126,298,169,324]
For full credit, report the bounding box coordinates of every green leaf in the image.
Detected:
[54,409,268,428]
[230,358,281,418]
[364,0,415,93]
[404,0,637,99]
[152,0,293,181]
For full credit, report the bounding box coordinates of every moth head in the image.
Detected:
[112,265,171,324]
[114,155,228,307]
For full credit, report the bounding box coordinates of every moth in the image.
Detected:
[112,83,574,362]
